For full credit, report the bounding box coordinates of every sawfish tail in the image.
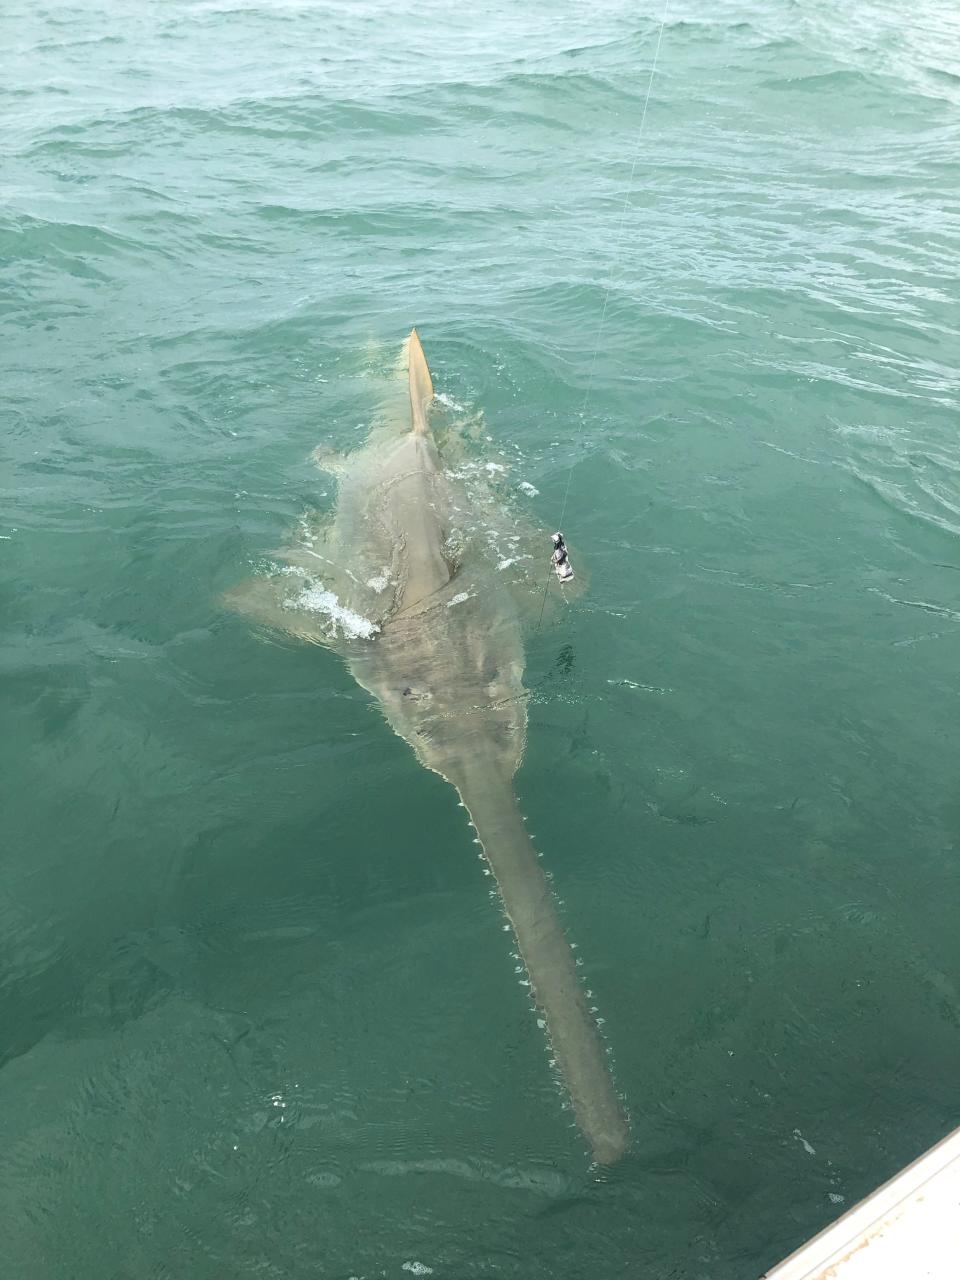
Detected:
[407,328,434,435]
[454,765,630,1165]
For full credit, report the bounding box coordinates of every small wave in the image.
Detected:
[0,212,166,276]
[396,65,650,134]
[848,465,960,540]
[31,33,124,52]
[761,68,877,93]
[925,66,960,87]
[869,589,960,623]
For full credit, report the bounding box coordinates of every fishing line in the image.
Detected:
[537,5,668,630]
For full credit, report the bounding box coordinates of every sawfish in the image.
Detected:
[224,331,629,1164]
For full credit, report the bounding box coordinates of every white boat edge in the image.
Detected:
[763,1123,960,1279]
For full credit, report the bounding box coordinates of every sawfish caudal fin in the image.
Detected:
[407,328,434,435]
[454,765,630,1165]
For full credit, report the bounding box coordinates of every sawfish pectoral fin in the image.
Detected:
[221,574,338,647]
[264,511,366,604]
[223,525,387,646]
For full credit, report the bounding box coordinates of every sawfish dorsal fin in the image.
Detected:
[407,328,434,435]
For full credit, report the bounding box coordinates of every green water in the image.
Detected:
[3,1,960,1275]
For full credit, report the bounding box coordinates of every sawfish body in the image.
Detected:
[224,332,629,1164]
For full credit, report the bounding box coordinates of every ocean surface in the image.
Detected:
[2,1,960,1276]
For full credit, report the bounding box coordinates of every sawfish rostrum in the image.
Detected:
[224,331,629,1164]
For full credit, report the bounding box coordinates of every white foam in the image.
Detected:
[484,462,506,474]
[607,678,671,695]
[793,1129,816,1156]
[446,592,472,607]
[435,391,465,412]
[517,480,539,496]
[290,584,379,639]
[366,569,391,593]
[402,1264,433,1276]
